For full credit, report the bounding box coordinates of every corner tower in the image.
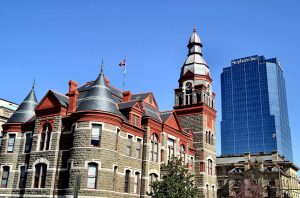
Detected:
[174,28,217,198]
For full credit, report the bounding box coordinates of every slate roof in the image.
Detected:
[50,90,69,107]
[131,93,150,101]
[142,102,161,122]
[7,88,38,123]
[160,111,173,122]
[76,71,122,116]
[118,101,138,110]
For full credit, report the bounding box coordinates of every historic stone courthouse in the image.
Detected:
[0,29,216,197]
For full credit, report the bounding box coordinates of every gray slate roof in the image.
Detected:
[7,88,38,123]
[50,90,69,107]
[118,101,138,110]
[142,102,161,122]
[160,111,173,122]
[76,72,122,116]
[131,93,150,101]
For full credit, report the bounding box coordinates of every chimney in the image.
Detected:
[67,80,79,114]
[123,91,132,102]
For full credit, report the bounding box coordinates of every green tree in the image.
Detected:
[148,157,202,198]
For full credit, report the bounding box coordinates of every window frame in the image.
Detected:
[135,138,142,159]
[1,166,10,188]
[150,134,159,162]
[134,172,140,194]
[33,163,47,188]
[7,133,16,153]
[126,135,133,156]
[87,163,98,189]
[124,170,131,193]
[24,132,32,153]
[91,124,102,147]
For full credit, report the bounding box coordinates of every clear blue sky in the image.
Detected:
[1,1,299,166]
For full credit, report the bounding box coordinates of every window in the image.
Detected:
[7,134,16,153]
[115,129,120,151]
[208,131,211,144]
[136,138,142,159]
[19,166,27,188]
[34,163,47,188]
[211,134,214,145]
[24,133,32,153]
[208,159,213,175]
[150,134,158,162]
[113,166,118,191]
[149,173,158,193]
[91,124,102,147]
[206,131,208,143]
[87,163,98,189]
[40,123,52,151]
[127,135,133,156]
[197,93,202,103]
[131,114,140,127]
[206,184,209,198]
[134,172,140,194]
[180,145,185,164]
[124,170,131,193]
[167,138,175,161]
[1,166,10,188]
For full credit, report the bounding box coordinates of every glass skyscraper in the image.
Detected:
[221,55,293,161]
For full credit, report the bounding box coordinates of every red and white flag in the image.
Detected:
[119,59,126,67]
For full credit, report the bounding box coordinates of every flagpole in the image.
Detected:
[122,54,127,91]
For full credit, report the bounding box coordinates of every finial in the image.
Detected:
[100,60,104,74]
[32,78,36,90]
[193,25,196,33]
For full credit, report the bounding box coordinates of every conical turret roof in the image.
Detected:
[7,87,38,123]
[76,70,121,115]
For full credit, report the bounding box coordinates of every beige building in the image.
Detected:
[216,152,300,198]
[0,98,18,134]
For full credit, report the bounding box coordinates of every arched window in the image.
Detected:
[124,170,131,193]
[180,145,185,164]
[40,123,52,151]
[208,131,211,144]
[34,163,47,188]
[150,134,158,162]
[211,134,214,145]
[167,138,175,162]
[206,131,208,143]
[149,173,158,193]
[134,172,140,194]
[1,166,10,188]
[113,166,118,191]
[87,163,98,189]
[208,159,213,175]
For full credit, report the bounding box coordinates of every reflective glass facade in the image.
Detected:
[221,55,293,161]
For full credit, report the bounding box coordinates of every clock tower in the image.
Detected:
[174,28,217,198]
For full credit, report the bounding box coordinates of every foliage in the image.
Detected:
[148,157,203,198]
[234,180,264,198]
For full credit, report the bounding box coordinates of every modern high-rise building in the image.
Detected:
[221,55,293,161]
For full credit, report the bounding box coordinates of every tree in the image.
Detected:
[148,157,202,198]
[234,180,264,198]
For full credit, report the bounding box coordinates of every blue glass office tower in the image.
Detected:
[221,55,293,161]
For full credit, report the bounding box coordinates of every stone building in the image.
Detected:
[216,152,300,198]
[0,98,18,148]
[0,28,217,198]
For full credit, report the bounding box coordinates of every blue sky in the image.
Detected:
[1,1,299,166]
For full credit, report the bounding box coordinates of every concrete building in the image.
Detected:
[0,28,217,198]
[216,152,300,198]
[221,55,293,161]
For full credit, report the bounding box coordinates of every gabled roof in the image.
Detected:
[7,88,38,123]
[142,102,161,122]
[131,93,150,101]
[118,101,138,110]
[76,71,122,116]
[160,111,173,122]
[50,90,69,107]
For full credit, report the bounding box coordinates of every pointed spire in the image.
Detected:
[7,84,38,123]
[76,67,121,115]
[180,27,210,79]
[100,60,104,74]
[188,26,203,55]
